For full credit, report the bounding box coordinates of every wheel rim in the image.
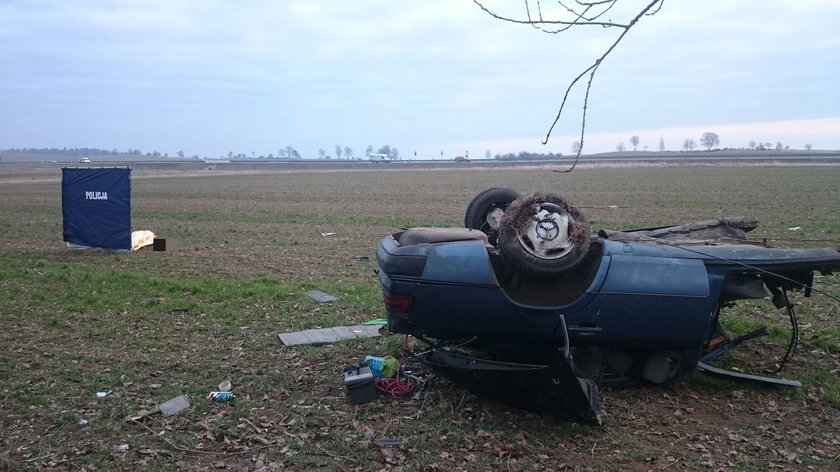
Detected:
[482,207,505,232]
[516,203,576,259]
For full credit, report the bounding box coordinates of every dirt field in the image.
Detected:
[1,163,839,471]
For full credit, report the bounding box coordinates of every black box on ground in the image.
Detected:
[153,238,176,252]
[344,365,375,404]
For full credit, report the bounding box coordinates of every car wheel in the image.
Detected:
[463,187,520,244]
[497,192,591,275]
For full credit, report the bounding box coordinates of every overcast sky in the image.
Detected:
[2,1,838,159]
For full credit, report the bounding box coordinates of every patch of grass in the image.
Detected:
[57,410,76,424]
[627,448,653,461]
[19,393,46,406]
[807,328,840,353]
[0,257,299,325]
[720,314,790,341]
[801,371,840,405]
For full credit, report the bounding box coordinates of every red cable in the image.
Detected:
[374,335,414,398]
[375,377,413,397]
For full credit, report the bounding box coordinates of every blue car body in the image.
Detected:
[376,226,840,423]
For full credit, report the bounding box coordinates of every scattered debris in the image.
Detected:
[218,380,231,392]
[359,256,370,262]
[115,443,130,453]
[320,232,336,237]
[305,290,338,303]
[277,325,381,346]
[788,226,802,231]
[153,237,176,252]
[170,308,190,313]
[365,355,398,378]
[375,438,403,447]
[361,318,387,326]
[78,419,89,426]
[343,364,376,404]
[96,391,111,398]
[208,391,235,402]
[238,417,262,434]
[131,230,156,251]
[128,408,160,421]
[159,395,190,417]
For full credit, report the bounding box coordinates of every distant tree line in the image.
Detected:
[2,147,128,156]
[747,141,792,151]
[494,151,563,161]
[609,132,810,154]
[365,145,401,160]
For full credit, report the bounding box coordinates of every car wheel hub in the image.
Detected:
[520,204,575,259]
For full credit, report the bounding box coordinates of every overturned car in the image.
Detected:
[375,188,840,424]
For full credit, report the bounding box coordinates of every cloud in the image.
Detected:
[1,1,838,157]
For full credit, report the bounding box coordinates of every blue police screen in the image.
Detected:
[62,168,131,251]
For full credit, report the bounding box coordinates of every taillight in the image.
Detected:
[383,292,413,313]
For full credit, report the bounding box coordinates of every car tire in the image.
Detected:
[497,192,591,276]
[463,187,520,244]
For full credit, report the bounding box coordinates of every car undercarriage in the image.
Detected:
[375,189,840,424]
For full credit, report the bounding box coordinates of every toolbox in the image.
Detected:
[343,364,376,404]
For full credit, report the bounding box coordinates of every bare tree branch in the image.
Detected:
[473,0,665,172]
[474,1,629,29]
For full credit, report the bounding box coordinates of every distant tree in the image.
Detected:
[485,149,491,159]
[177,150,184,158]
[747,141,756,150]
[344,146,353,159]
[700,132,719,151]
[289,147,301,159]
[683,139,696,152]
[616,142,625,152]
[278,148,287,158]
[658,137,665,152]
[318,148,327,159]
[805,143,813,151]
[765,142,772,150]
[228,151,233,158]
[377,145,400,160]
[365,145,373,157]
[335,145,343,159]
[775,142,783,151]
[571,141,582,154]
[630,135,640,151]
